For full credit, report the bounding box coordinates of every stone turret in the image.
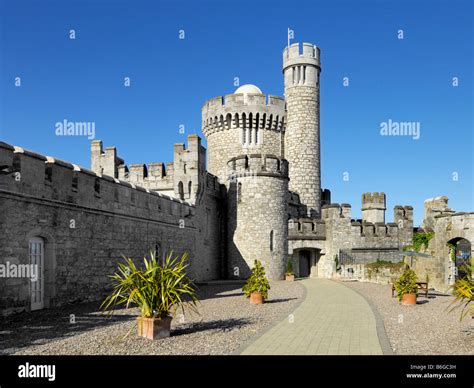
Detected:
[90,140,124,178]
[361,192,386,223]
[283,42,322,218]
[201,85,286,182]
[226,154,289,280]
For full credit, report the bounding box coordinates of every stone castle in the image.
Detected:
[1,43,472,314]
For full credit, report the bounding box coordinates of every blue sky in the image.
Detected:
[0,0,472,225]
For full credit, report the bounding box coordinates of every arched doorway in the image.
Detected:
[448,237,472,280]
[299,250,311,278]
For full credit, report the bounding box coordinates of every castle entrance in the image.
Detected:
[448,237,472,279]
[298,250,311,278]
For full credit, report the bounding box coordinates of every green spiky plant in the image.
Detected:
[286,258,294,275]
[242,260,271,299]
[100,251,199,319]
[449,262,474,321]
[394,264,418,302]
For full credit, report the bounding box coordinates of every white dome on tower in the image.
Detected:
[234,84,262,95]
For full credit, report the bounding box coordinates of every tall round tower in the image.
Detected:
[226,154,289,280]
[283,42,322,218]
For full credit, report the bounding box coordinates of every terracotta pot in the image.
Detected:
[137,316,172,340]
[250,292,264,305]
[401,293,417,306]
[285,274,295,282]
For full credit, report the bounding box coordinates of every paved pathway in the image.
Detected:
[239,279,386,355]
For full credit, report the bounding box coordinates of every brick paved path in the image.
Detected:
[239,279,386,355]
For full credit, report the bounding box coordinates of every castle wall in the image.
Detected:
[226,155,288,280]
[320,202,413,278]
[0,142,221,315]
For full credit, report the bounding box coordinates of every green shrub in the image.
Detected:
[403,232,434,252]
[286,258,294,275]
[394,264,418,302]
[101,251,199,319]
[242,260,270,299]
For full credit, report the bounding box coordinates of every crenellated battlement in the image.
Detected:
[282,42,320,71]
[0,142,195,223]
[362,192,386,207]
[201,93,286,137]
[288,217,326,240]
[226,154,288,180]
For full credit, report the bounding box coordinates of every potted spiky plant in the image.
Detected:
[243,260,270,305]
[101,251,199,340]
[285,258,295,281]
[449,263,474,320]
[394,264,418,305]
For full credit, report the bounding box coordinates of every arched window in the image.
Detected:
[268,114,273,130]
[183,163,187,174]
[242,113,247,145]
[244,155,249,169]
[234,113,240,128]
[255,113,259,144]
[248,113,253,145]
[226,113,232,129]
[178,181,184,200]
[29,237,45,311]
[237,182,242,203]
[188,181,192,196]
[270,230,274,252]
[275,115,279,131]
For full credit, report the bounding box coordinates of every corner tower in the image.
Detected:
[283,42,322,217]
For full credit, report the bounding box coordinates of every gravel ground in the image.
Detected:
[0,281,304,355]
[342,280,474,355]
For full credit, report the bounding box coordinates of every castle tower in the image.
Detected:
[201,85,286,182]
[283,42,322,218]
[362,192,386,223]
[226,154,289,280]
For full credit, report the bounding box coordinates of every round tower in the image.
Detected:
[226,154,289,280]
[362,192,386,224]
[283,42,322,218]
[201,85,286,182]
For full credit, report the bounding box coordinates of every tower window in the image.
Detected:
[188,181,192,196]
[270,230,274,251]
[94,178,100,195]
[178,181,184,200]
[237,182,242,203]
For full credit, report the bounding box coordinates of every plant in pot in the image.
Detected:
[394,264,418,305]
[242,260,270,305]
[101,251,199,340]
[285,259,295,281]
[449,263,474,320]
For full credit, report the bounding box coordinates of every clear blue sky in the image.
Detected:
[0,0,472,225]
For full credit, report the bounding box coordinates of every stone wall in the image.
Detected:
[0,141,222,315]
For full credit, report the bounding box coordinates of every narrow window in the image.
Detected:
[244,155,249,169]
[255,113,259,144]
[248,113,253,144]
[270,230,274,251]
[178,181,184,200]
[275,115,279,131]
[303,66,306,84]
[226,113,232,129]
[237,182,242,203]
[234,113,240,128]
[94,178,100,195]
[268,114,273,130]
[188,181,192,196]
[45,165,52,182]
